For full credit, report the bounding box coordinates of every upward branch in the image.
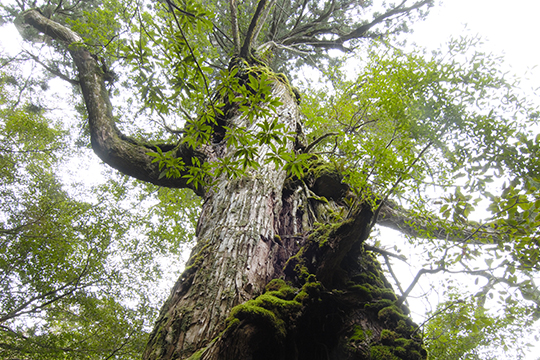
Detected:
[19,10,204,195]
[229,0,241,54]
[278,0,432,50]
[376,200,504,246]
[339,0,432,43]
[240,0,268,59]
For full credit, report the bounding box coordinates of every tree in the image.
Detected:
[0,67,200,358]
[1,0,539,359]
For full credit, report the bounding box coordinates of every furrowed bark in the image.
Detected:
[20,10,203,194]
[143,80,301,359]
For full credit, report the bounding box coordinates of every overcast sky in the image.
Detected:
[388,2,540,359]
[411,0,539,92]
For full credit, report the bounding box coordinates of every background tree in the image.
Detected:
[0,66,200,358]
[1,0,539,359]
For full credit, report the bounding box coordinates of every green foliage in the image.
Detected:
[303,37,534,205]
[0,69,199,359]
[147,146,186,179]
[146,67,297,186]
[298,38,539,358]
[424,292,539,360]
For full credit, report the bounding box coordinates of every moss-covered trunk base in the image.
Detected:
[198,209,427,360]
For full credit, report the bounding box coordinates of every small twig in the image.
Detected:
[364,243,408,263]
[371,141,433,228]
[411,300,464,338]
[377,249,408,306]
[24,51,79,85]
[396,267,444,307]
[165,0,211,97]
[304,132,338,153]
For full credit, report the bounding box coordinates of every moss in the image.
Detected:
[380,329,398,344]
[227,281,305,339]
[370,345,400,360]
[349,325,367,344]
[308,194,330,204]
[178,308,194,333]
[230,302,285,336]
[265,278,288,292]
[293,280,322,304]
[370,319,426,360]
[379,288,398,301]
[364,299,395,313]
[302,280,322,295]
[378,305,410,325]
[395,320,415,337]
[308,162,348,200]
[348,285,373,300]
[393,346,408,357]
[224,317,240,332]
[308,220,352,248]
[293,290,309,303]
[349,282,398,302]
[266,287,296,301]
[185,348,205,360]
[400,304,411,315]
[183,243,211,274]
[273,234,283,245]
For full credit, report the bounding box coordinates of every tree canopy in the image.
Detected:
[1,0,539,359]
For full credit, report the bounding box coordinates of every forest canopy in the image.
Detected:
[1,0,539,359]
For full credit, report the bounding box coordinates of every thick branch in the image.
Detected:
[228,0,241,54]
[376,200,503,245]
[20,10,204,195]
[251,0,276,51]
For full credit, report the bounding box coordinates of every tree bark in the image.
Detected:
[143,81,427,360]
[143,79,301,359]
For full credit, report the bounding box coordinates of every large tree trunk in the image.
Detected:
[143,80,300,358]
[16,6,445,360]
[143,79,427,360]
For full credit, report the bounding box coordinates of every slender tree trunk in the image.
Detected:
[143,79,427,360]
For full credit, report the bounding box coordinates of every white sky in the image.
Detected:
[411,0,540,92]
